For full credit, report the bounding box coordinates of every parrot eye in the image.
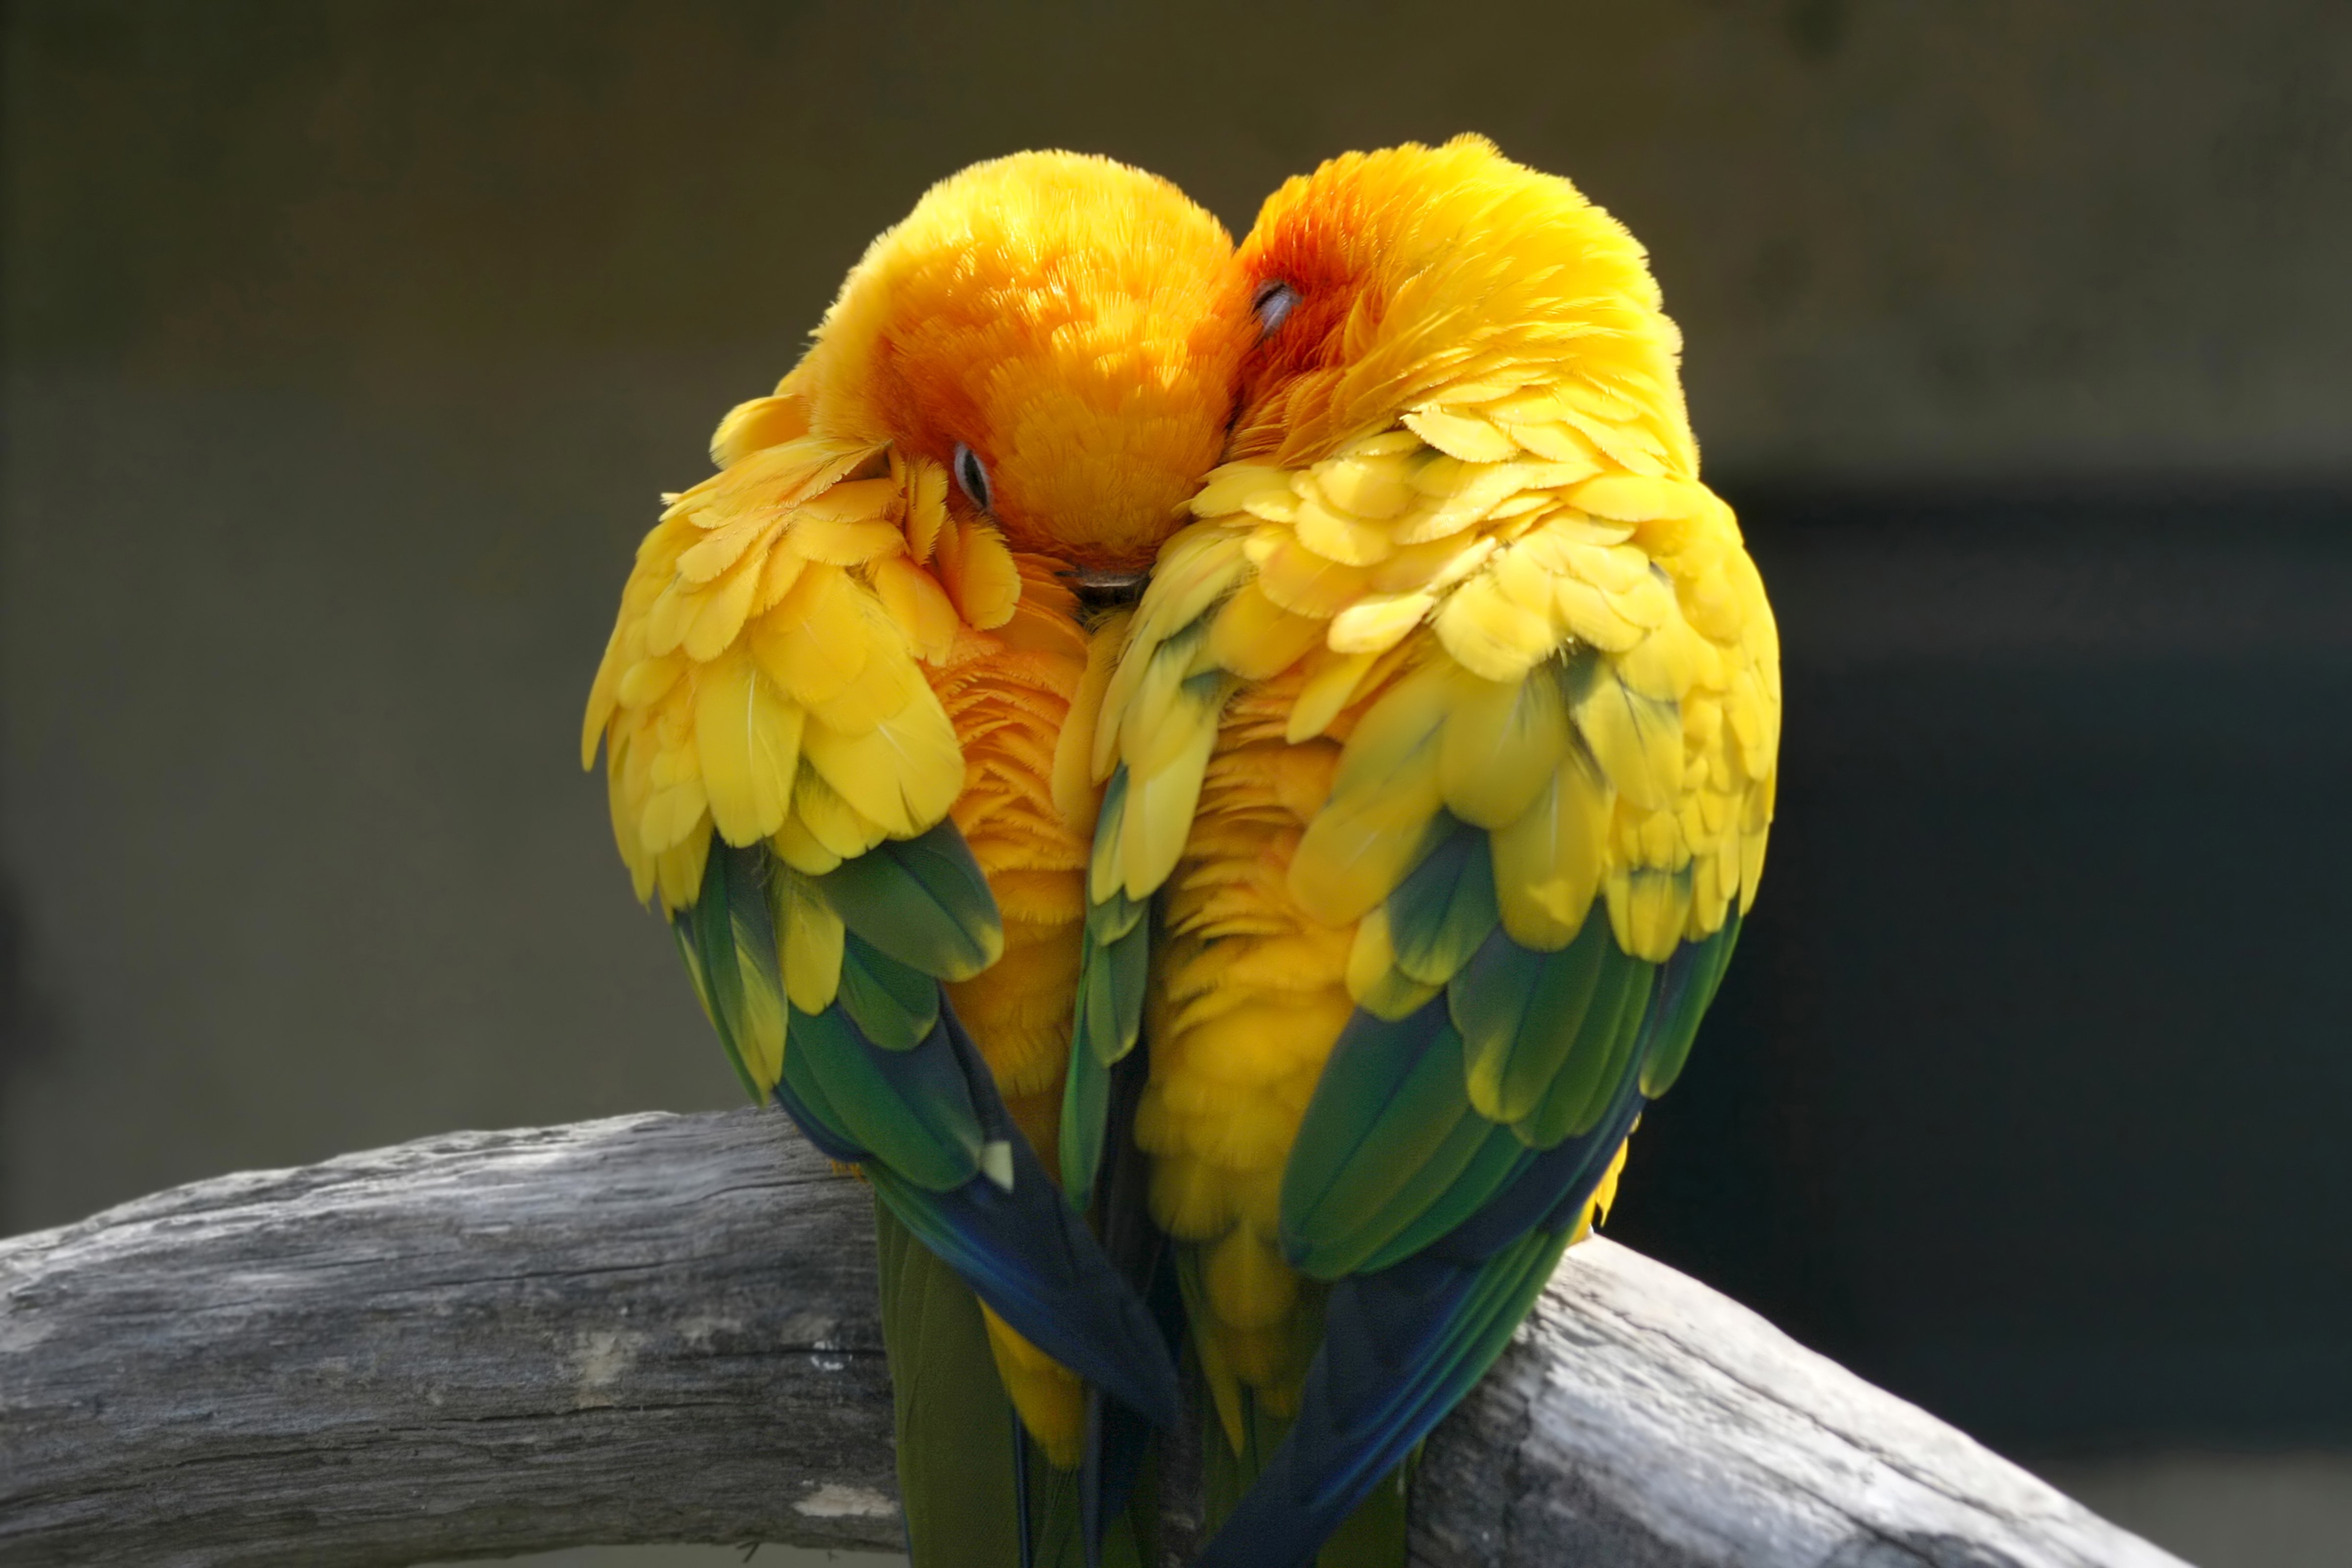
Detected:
[1252,279,1299,337]
[952,442,992,512]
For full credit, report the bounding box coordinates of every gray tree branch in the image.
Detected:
[0,1109,2183,1568]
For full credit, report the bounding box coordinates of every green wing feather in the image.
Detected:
[1639,910,1742,1097]
[672,816,1180,1415]
[1282,850,1685,1284]
[1454,916,1619,1128]
[836,931,943,1052]
[781,997,982,1190]
[1516,939,1654,1147]
[1064,766,1155,1206]
[820,826,1005,981]
[1280,1014,1477,1264]
[669,916,760,1102]
[1384,818,1499,988]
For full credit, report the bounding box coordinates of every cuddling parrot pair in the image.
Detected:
[582,137,1778,1568]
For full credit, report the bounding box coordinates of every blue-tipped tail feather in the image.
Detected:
[777,998,1181,1432]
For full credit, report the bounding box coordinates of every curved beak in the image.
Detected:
[1067,567,1151,611]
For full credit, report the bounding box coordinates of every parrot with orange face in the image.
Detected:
[581,152,1250,1566]
[1067,137,1781,1567]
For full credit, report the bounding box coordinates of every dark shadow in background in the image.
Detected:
[3,0,2348,1482]
[1610,485,2352,1456]
[0,10,54,1168]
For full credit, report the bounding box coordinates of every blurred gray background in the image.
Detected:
[4,3,2348,1565]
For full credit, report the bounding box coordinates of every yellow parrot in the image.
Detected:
[1065,137,1781,1567]
[581,152,1250,1566]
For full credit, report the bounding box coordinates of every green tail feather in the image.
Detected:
[876,1201,1156,1568]
[876,1199,1025,1568]
[1317,1461,1410,1568]
[1198,1381,1275,1543]
[1185,1257,1405,1568]
[1095,1436,1157,1568]
[1198,1380,1408,1568]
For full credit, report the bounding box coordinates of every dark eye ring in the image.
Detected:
[952,442,991,512]
[1252,278,1299,337]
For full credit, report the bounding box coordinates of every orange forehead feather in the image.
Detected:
[1231,136,1684,466]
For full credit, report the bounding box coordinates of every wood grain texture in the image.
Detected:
[0,1109,2184,1568]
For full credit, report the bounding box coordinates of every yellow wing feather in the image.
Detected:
[1108,418,1777,959]
[585,415,978,915]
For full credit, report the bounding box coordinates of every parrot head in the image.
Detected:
[1228,134,1693,470]
[796,151,1251,575]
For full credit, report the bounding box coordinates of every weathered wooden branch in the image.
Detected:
[0,1109,2182,1568]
